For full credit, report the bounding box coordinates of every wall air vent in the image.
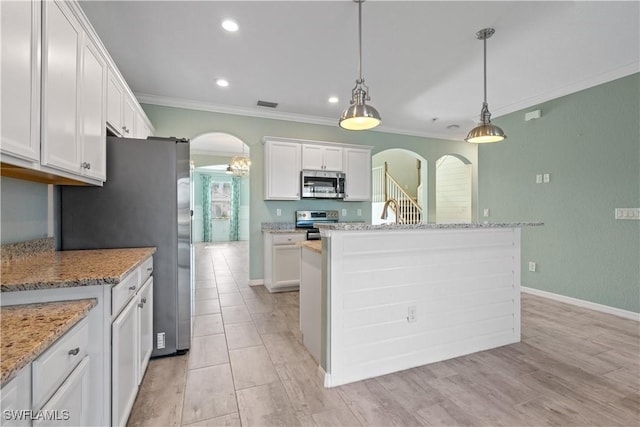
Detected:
[257,100,278,108]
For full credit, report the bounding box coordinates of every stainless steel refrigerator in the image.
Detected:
[60,136,192,357]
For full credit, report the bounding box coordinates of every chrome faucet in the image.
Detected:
[380,198,399,223]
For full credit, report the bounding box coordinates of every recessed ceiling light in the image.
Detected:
[328,96,339,104]
[222,20,238,32]
[216,79,229,87]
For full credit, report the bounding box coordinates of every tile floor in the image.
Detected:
[127,241,640,427]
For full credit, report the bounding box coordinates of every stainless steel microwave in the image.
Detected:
[301,170,345,199]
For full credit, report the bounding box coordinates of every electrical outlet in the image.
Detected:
[357,208,362,216]
[407,306,417,323]
[157,332,166,349]
[341,209,347,217]
[483,208,490,217]
[528,262,537,272]
[276,208,282,217]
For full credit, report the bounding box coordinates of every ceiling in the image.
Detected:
[79,1,639,141]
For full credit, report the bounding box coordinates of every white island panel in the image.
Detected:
[324,227,521,387]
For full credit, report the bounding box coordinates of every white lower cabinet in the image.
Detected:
[0,366,31,427]
[137,278,153,385]
[34,357,90,427]
[263,232,306,292]
[111,296,138,427]
[111,261,153,427]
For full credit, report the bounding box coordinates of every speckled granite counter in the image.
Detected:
[298,240,322,253]
[1,299,97,386]
[1,247,156,292]
[261,222,306,234]
[317,222,543,232]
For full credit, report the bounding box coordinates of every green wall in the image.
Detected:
[478,73,640,313]
[141,104,477,281]
[0,177,50,244]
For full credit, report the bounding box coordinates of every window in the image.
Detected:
[211,181,231,219]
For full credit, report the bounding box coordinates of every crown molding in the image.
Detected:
[135,93,463,142]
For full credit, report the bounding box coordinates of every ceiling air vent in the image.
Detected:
[257,100,278,108]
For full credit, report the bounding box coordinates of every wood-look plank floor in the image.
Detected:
[127,241,639,427]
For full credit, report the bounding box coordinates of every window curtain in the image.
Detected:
[201,174,213,242]
[229,176,240,241]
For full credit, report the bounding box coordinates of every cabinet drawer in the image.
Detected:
[32,318,89,411]
[140,256,153,282]
[112,267,140,317]
[272,233,305,245]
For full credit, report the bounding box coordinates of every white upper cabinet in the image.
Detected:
[41,0,83,174]
[80,34,107,181]
[0,0,41,163]
[343,147,372,201]
[0,0,153,186]
[302,144,343,171]
[264,139,301,200]
[106,68,124,134]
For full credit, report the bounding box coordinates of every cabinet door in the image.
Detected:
[41,0,82,173]
[0,366,31,427]
[122,96,136,137]
[106,69,123,135]
[112,297,138,427]
[264,140,301,200]
[273,245,302,287]
[323,146,343,171]
[344,148,372,201]
[0,0,40,162]
[80,35,106,181]
[34,357,90,427]
[137,277,153,385]
[301,144,324,170]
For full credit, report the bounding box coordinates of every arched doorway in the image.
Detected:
[190,132,250,242]
[371,149,428,224]
[435,154,472,223]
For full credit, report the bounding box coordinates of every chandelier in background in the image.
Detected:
[226,142,251,176]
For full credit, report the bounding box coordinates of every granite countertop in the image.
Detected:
[1,247,156,292]
[317,222,543,232]
[1,299,97,386]
[261,222,306,234]
[298,240,322,253]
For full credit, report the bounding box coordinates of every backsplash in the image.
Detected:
[1,237,55,266]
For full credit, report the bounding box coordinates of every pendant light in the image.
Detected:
[339,0,381,131]
[466,28,506,143]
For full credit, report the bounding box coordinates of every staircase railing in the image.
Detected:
[372,163,423,224]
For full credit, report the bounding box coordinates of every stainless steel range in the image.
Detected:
[295,210,339,240]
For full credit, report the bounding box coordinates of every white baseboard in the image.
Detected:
[248,279,264,287]
[521,286,639,321]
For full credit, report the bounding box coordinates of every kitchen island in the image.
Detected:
[310,222,541,387]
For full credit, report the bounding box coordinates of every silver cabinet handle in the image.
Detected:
[138,302,144,308]
[141,297,147,304]
[81,162,91,170]
[68,347,80,356]
[147,267,153,273]
[129,285,137,291]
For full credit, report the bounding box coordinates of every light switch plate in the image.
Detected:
[342,209,347,217]
[543,173,550,183]
[483,208,490,217]
[536,174,543,184]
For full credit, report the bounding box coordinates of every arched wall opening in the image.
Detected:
[435,154,473,223]
[190,132,250,242]
[372,149,428,224]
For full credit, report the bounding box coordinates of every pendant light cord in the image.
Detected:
[483,35,487,104]
[357,0,363,82]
